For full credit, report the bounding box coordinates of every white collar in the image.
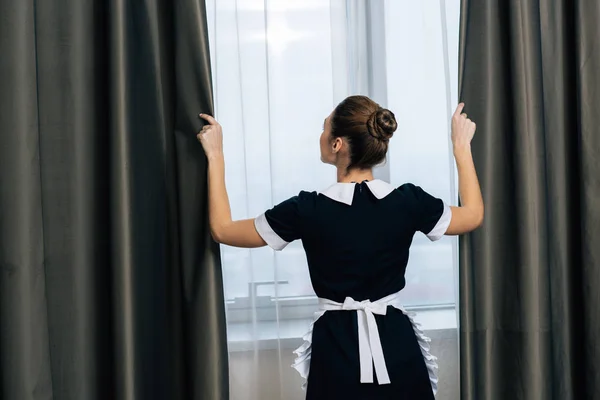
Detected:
[319,179,396,205]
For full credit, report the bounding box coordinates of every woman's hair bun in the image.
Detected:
[366,108,397,141]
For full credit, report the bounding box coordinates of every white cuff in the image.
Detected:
[426,203,452,241]
[255,213,289,251]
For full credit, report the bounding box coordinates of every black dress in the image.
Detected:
[254,180,451,400]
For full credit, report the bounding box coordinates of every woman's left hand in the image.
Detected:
[197,113,224,159]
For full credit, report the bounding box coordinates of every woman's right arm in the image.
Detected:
[445,103,484,235]
[197,114,267,248]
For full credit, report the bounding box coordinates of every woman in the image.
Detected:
[197,95,483,399]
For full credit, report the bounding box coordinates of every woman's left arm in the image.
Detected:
[198,114,267,248]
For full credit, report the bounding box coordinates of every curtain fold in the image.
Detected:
[0,1,55,397]
[459,0,600,398]
[171,2,228,398]
[0,0,228,399]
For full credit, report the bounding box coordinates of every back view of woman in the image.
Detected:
[197,95,483,399]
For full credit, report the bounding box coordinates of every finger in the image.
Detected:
[461,113,467,119]
[453,103,465,117]
[199,113,218,125]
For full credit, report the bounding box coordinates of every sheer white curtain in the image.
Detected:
[205,1,460,399]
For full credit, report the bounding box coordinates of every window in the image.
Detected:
[206,0,460,350]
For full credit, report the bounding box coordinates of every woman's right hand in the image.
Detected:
[197,113,224,160]
[451,103,476,152]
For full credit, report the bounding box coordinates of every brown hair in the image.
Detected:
[330,95,397,171]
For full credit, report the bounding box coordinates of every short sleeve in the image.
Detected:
[399,183,452,241]
[254,193,309,251]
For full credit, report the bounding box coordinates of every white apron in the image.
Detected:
[291,291,439,395]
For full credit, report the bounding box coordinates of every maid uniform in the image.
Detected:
[254,179,452,399]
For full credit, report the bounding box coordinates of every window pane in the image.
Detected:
[208,0,461,329]
[384,0,458,307]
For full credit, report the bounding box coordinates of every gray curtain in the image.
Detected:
[458,1,600,399]
[0,0,228,399]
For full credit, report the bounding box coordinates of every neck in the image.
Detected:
[337,168,374,183]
